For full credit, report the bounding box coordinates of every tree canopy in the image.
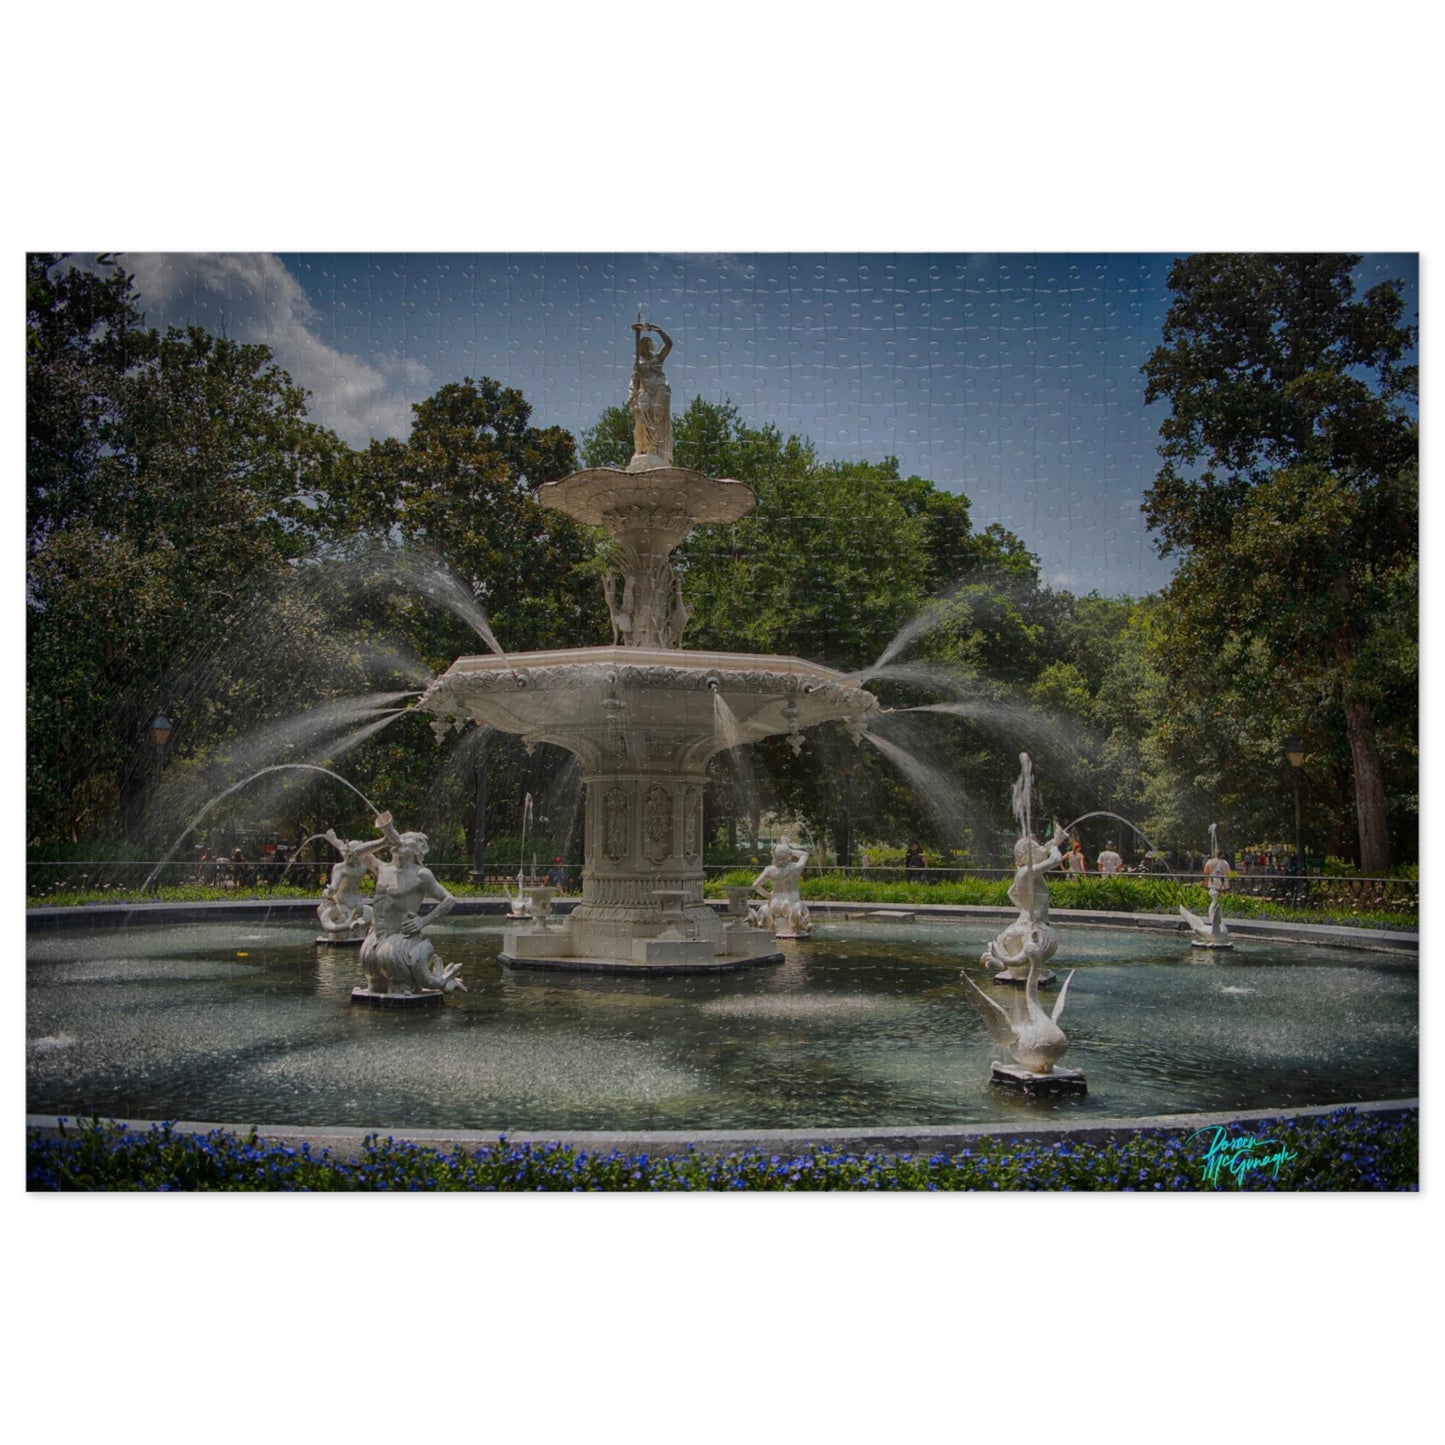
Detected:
[1141,254,1417,873]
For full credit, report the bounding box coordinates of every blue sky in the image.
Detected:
[115,250,1418,599]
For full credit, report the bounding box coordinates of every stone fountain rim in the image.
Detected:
[24,1097,1419,1160]
[430,644,874,681]
[25,899,1419,952]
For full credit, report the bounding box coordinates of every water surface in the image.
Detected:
[26,918,1418,1131]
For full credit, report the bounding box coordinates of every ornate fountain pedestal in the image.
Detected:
[422,646,874,972]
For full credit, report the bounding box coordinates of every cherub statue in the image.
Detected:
[316,827,386,939]
[981,821,1068,984]
[750,837,812,938]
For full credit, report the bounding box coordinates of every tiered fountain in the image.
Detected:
[418,320,877,971]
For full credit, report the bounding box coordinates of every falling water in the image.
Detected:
[1011,753,1034,843]
[351,643,438,689]
[535,754,583,863]
[1061,810,1174,873]
[862,729,978,840]
[275,831,340,890]
[190,694,416,784]
[173,708,412,843]
[310,546,506,657]
[894,699,1078,758]
[851,661,977,698]
[711,689,751,753]
[143,763,387,891]
[711,691,766,838]
[870,589,968,672]
[515,792,533,887]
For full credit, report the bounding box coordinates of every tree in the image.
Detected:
[26,253,149,557]
[338,377,605,661]
[1141,254,1417,872]
[27,256,357,844]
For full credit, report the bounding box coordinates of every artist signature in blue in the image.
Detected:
[1187,1126,1299,1185]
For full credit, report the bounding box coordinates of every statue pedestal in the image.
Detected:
[1189,938,1234,950]
[989,1062,1087,1096]
[983,917,1058,987]
[350,988,447,1008]
[721,920,757,954]
[991,967,1057,987]
[316,935,365,947]
[631,935,717,967]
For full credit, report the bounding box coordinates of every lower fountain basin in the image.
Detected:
[26,917,1417,1133]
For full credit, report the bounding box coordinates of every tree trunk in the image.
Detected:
[119,754,148,845]
[1344,699,1391,875]
[1333,618,1391,876]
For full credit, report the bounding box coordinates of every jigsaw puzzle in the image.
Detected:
[26,251,1418,1193]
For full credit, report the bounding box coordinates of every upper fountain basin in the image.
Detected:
[418,646,876,773]
[537,466,757,546]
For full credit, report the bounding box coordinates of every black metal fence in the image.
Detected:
[27,858,1419,917]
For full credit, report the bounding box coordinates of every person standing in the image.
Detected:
[904,842,926,881]
[1096,841,1124,876]
[1202,853,1231,893]
[1067,838,1087,876]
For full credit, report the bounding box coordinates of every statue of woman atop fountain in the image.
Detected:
[750,838,812,938]
[982,821,1068,984]
[317,827,387,939]
[357,812,465,996]
[628,320,674,466]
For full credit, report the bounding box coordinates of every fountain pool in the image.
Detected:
[26,917,1417,1133]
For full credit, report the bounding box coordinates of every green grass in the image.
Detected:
[26,878,507,908]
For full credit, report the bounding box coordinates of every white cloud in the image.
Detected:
[116,253,424,446]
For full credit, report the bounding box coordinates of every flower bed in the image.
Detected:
[26,1108,1417,1192]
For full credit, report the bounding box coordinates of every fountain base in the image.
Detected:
[1190,939,1235,951]
[991,968,1057,988]
[350,988,449,1008]
[989,1063,1087,1096]
[316,936,364,948]
[499,947,784,975]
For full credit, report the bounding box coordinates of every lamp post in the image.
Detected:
[145,712,172,882]
[147,711,172,799]
[1284,735,1305,877]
